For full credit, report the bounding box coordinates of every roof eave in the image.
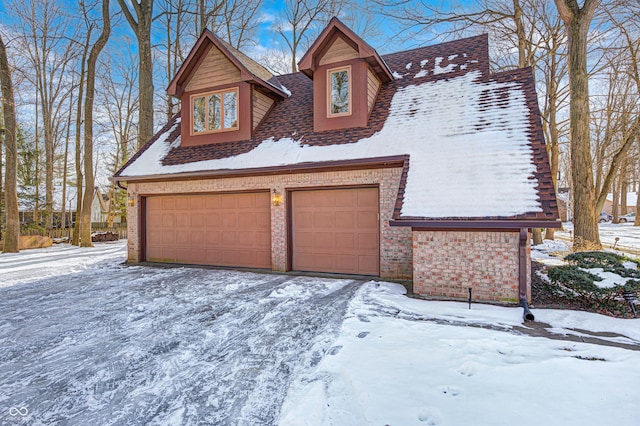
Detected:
[111,155,408,184]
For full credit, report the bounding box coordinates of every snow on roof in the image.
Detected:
[119,70,541,218]
[18,185,78,211]
[606,192,637,206]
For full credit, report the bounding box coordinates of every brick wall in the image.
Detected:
[413,230,529,304]
[126,167,413,279]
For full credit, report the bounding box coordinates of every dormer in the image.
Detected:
[298,18,393,132]
[167,30,289,147]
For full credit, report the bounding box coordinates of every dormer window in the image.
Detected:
[328,66,351,117]
[191,88,238,135]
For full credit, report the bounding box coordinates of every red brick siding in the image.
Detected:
[412,230,529,304]
[126,167,412,279]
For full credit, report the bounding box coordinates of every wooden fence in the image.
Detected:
[21,224,128,240]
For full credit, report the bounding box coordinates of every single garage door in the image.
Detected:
[291,187,379,275]
[145,192,271,268]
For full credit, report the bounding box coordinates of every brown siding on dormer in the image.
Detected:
[367,66,381,113]
[185,45,242,92]
[252,89,275,130]
[314,58,369,132]
[319,36,359,66]
[180,81,252,147]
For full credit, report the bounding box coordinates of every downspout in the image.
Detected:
[116,180,127,191]
[519,228,534,321]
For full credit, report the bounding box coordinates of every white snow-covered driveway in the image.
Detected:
[0,243,360,425]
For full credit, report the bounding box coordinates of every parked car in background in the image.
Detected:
[600,212,612,222]
[619,212,636,223]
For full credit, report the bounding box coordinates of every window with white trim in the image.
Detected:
[192,89,238,134]
[328,66,351,116]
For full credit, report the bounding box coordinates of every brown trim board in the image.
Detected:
[112,155,408,183]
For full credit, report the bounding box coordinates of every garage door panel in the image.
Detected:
[314,211,335,227]
[188,249,207,264]
[237,231,255,246]
[314,232,335,249]
[358,190,378,207]
[189,197,204,209]
[205,196,221,209]
[147,198,163,209]
[336,233,355,249]
[162,215,175,227]
[358,211,378,228]
[220,196,237,209]
[206,213,221,227]
[295,211,314,228]
[162,231,176,244]
[222,212,237,227]
[237,194,256,208]
[292,188,379,275]
[205,230,221,244]
[257,214,271,228]
[174,196,190,209]
[191,231,204,245]
[336,255,357,271]
[146,193,271,268]
[358,233,378,250]
[162,198,176,209]
[335,190,356,207]
[147,231,162,245]
[335,211,355,228]
[358,256,379,275]
[176,232,190,244]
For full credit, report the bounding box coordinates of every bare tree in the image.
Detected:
[12,0,77,229]
[99,57,138,226]
[72,20,93,246]
[80,0,111,247]
[275,0,344,73]
[553,0,601,249]
[117,0,154,150]
[0,33,20,253]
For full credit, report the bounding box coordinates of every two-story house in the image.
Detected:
[113,18,560,304]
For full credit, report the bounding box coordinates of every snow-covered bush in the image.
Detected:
[546,259,640,316]
[564,251,640,278]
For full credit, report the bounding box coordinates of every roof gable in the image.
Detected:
[167,30,289,98]
[298,17,393,82]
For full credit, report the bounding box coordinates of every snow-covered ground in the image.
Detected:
[1,243,639,425]
[557,222,640,254]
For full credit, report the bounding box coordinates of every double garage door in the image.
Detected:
[144,187,379,275]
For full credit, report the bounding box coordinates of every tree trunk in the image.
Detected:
[43,103,54,229]
[80,0,111,247]
[620,159,628,215]
[554,0,601,250]
[117,0,154,150]
[513,0,527,68]
[612,176,619,223]
[72,32,91,246]
[532,228,543,245]
[138,29,154,149]
[0,34,19,253]
[635,186,640,226]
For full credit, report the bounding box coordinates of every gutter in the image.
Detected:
[111,155,409,184]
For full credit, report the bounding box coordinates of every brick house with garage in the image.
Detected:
[113,18,560,304]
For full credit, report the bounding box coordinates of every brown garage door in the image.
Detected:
[291,187,379,275]
[145,192,271,268]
